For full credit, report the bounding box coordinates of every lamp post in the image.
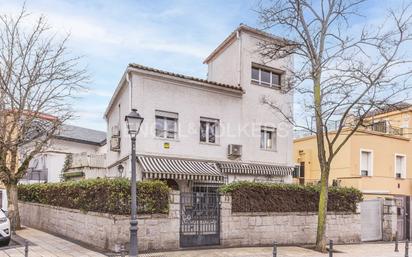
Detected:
[125,109,144,257]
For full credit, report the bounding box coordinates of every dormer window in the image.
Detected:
[251,65,282,89]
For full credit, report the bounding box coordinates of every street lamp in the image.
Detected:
[125,109,144,257]
[118,164,124,178]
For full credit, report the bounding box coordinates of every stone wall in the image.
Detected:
[19,191,362,252]
[19,191,180,252]
[220,195,361,247]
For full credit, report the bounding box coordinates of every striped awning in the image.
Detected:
[218,162,293,176]
[138,155,225,182]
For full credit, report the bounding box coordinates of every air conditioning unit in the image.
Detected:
[110,137,121,152]
[112,125,120,137]
[228,144,242,158]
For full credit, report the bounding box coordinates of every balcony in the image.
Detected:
[64,153,107,180]
[70,153,106,168]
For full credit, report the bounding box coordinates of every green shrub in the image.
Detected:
[18,178,170,215]
[220,181,362,213]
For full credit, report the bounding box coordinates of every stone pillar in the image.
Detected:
[220,194,232,246]
[383,198,397,241]
[169,190,180,219]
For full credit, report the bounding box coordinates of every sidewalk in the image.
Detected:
[0,227,406,257]
[0,227,105,257]
[142,243,405,257]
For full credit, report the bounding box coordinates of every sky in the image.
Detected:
[0,0,407,131]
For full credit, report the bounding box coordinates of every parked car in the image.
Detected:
[0,210,10,246]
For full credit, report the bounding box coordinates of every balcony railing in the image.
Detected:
[22,168,48,182]
[70,153,106,168]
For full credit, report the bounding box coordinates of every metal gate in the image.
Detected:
[180,186,220,247]
[361,199,383,241]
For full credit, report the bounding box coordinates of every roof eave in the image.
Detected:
[127,65,244,94]
[104,69,128,119]
[204,24,296,64]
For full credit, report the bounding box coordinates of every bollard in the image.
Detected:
[396,232,399,252]
[329,240,333,257]
[272,241,277,257]
[406,239,410,257]
[24,241,28,257]
[120,244,125,257]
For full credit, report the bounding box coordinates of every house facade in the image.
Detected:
[104,25,294,191]
[293,104,412,240]
[21,124,106,183]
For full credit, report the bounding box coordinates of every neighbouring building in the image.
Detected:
[21,124,106,183]
[293,103,412,240]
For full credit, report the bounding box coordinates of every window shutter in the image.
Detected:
[361,152,369,171]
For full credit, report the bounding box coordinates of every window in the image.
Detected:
[200,118,219,144]
[260,127,276,150]
[155,111,178,139]
[360,150,373,176]
[395,154,406,179]
[251,66,282,88]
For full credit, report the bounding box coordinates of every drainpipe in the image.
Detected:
[125,70,133,110]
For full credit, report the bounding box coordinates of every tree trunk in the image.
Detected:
[315,165,330,252]
[6,183,21,231]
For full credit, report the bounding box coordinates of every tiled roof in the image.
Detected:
[55,125,106,146]
[129,63,243,92]
[366,102,412,118]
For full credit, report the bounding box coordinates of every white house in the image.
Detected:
[104,25,294,192]
[21,124,106,183]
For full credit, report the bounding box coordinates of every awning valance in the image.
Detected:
[218,162,293,176]
[138,155,225,182]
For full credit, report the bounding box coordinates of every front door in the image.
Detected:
[180,185,220,247]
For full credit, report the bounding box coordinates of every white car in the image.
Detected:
[0,210,10,246]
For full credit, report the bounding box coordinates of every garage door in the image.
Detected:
[361,199,383,241]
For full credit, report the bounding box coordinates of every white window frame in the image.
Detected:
[200,117,219,144]
[359,149,373,177]
[260,126,277,151]
[394,153,407,179]
[155,110,178,140]
[251,66,282,88]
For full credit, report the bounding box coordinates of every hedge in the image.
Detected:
[18,178,170,215]
[220,181,363,213]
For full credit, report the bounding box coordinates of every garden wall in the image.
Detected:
[19,191,361,252]
[220,195,362,247]
[19,191,180,252]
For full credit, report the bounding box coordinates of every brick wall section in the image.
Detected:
[382,198,397,241]
[19,190,180,252]
[220,195,361,247]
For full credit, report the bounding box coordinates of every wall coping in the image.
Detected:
[230,211,358,216]
[18,201,169,220]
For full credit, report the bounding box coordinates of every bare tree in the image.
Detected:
[0,7,87,230]
[258,0,412,252]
